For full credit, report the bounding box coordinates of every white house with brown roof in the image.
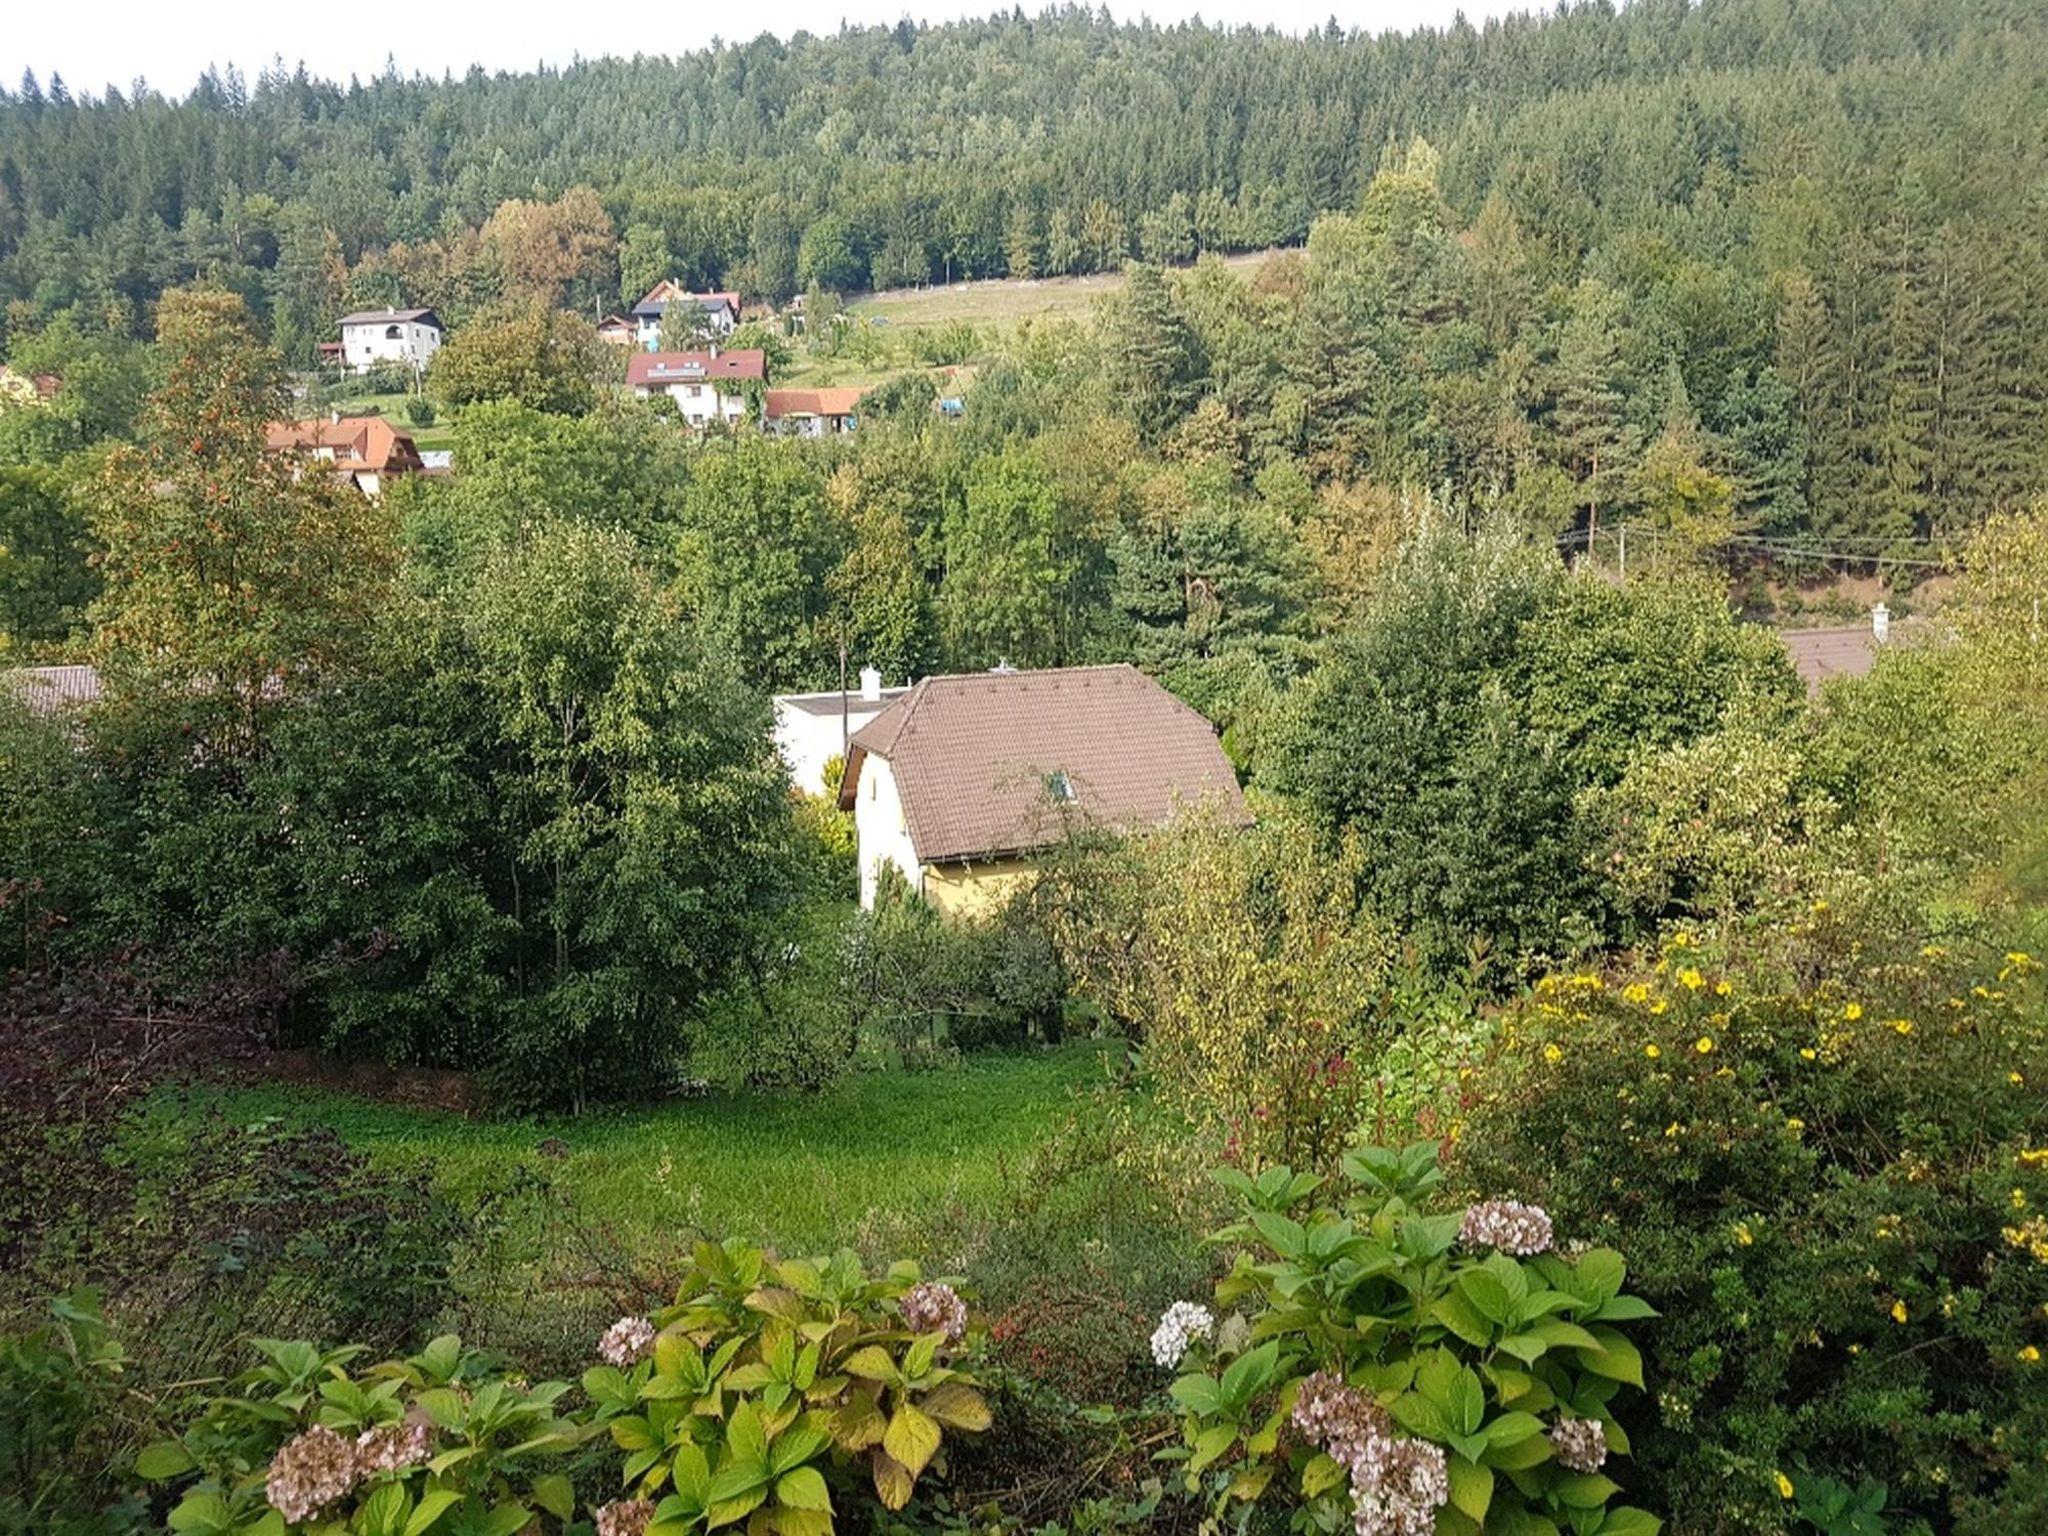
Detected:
[336,308,443,375]
[836,664,1249,914]
[627,348,764,427]
[631,282,741,349]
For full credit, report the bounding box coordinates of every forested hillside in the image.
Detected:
[4,0,2047,543]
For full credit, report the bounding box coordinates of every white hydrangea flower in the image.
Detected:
[1149,1300,1215,1369]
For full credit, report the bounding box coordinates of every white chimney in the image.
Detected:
[1872,602,1891,643]
[858,666,882,702]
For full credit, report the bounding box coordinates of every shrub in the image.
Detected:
[143,1333,591,1534]
[1453,943,2048,1534]
[1036,814,1392,1170]
[582,1239,989,1530]
[403,397,436,428]
[0,1289,148,1535]
[1160,1144,1658,1536]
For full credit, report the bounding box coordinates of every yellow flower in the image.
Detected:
[2020,1149,2048,1168]
[1543,1043,1564,1065]
[1775,1472,1795,1500]
[1695,1035,1715,1055]
[1714,979,1733,997]
[2020,1346,2042,1365]
[1644,1043,1662,1060]
[1734,1223,1754,1247]
[1622,982,1651,1005]
[1891,1300,1908,1324]
[1679,968,1705,991]
[2014,1071,2028,1086]
[1844,1002,1864,1021]
[1785,1117,1805,1134]
[1811,900,1830,914]
[1799,1047,1817,1061]
[1650,999,1669,1015]
[1890,1018,1914,1035]
[1664,1122,1681,1138]
[2014,1189,2030,1210]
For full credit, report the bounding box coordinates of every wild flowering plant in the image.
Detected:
[1161,1144,1659,1536]
[581,1239,990,1536]
[140,1334,588,1535]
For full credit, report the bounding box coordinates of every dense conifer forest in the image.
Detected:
[4,0,2047,545]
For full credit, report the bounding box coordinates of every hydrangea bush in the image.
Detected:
[580,1239,990,1535]
[1161,1145,1659,1536]
[140,1334,588,1535]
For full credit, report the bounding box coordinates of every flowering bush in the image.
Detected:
[581,1239,990,1533]
[1162,1144,1659,1536]
[1454,940,2048,1534]
[141,1333,589,1533]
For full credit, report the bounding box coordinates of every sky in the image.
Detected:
[7,0,1531,101]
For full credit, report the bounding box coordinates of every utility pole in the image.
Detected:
[1618,522,1627,581]
[839,630,850,758]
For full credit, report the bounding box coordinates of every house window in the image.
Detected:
[384,324,402,339]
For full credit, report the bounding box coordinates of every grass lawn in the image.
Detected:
[846,247,1284,330]
[326,390,458,452]
[161,1043,1114,1258]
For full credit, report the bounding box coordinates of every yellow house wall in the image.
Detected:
[920,858,1043,918]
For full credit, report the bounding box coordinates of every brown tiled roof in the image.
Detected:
[264,416,425,475]
[1779,625,1881,692]
[837,664,1249,864]
[626,349,766,387]
[764,387,865,420]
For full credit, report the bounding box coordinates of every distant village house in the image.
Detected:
[631,281,740,350]
[595,314,636,347]
[1778,604,1893,694]
[836,664,1249,914]
[335,308,443,376]
[265,414,426,497]
[763,387,864,437]
[627,348,764,428]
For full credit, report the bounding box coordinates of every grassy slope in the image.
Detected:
[844,248,1281,329]
[171,1044,1112,1256]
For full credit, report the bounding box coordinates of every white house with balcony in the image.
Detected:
[626,347,765,428]
[336,308,443,376]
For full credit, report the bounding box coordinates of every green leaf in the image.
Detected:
[1577,1328,1644,1388]
[1480,1411,1545,1449]
[1188,1423,1237,1474]
[1445,1366,1486,1436]
[1592,1295,1659,1322]
[358,1482,410,1536]
[1496,1333,1549,1365]
[1458,1268,1513,1326]
[529,1474,575,1521]
[135,1441,197,1481]
[404,1490,462,1536]
[1572,1250,1626,1304]
[1598,1509,1663,1536]
[1447,1456,1494,1523]
[770,1415,832,1473]
[1529,1319,1605,1352]
[840,1346,901,1384]
[1554,1473,1623,1508]
[1168,1374,1223,1416]
[1301,1452,1345,1498]
[882,1403,942,1476]
[413,1335,462,1382]
[1219,1340,1282,1410]
[775,1467,832,1513]
[727,1398,769,1463]
[1434,1289,1494,1346]
[167,1492,232,1536]
[1249,1210,1307,1259]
